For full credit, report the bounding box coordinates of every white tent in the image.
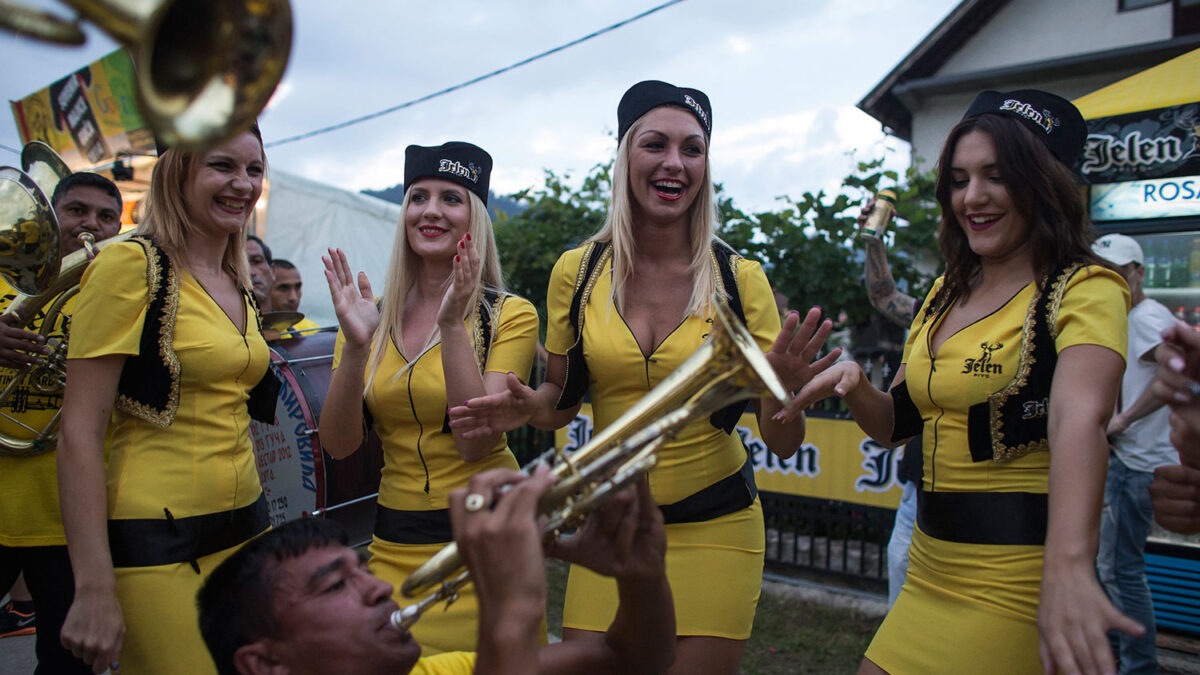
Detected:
[258,170,400,328]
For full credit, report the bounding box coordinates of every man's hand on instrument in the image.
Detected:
[323,248,380,348]
[448,372,536,438]
[0,313,47,369]
[766,306,841,394]
[450,466,553,618]
[549,478,665,583]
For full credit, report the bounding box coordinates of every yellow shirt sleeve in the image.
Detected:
[410,651,477,675]
[902,276,944,364]
[68,241,149,359]
[545,247,586,356]
[484,295,538,381]
[735,258,781,352]
[1055,264,1130,359]
[332,327,347,370]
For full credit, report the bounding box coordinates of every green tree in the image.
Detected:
[495,158,942,341]
[494,164,611,332]
[719,160,941,329]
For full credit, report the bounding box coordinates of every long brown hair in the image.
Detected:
[931,114,1107,310]
[138,124,265,290]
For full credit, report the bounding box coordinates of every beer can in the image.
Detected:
[860,189,897,240]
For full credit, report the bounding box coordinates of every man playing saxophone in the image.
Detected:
[197,468,676,675]
[0,171,122,674]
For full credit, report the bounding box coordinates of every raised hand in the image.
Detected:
[437,234,481,330]
[766,307,842,392]
[774,361,865,424]
[322,248,379,348]
[447,372,538,439]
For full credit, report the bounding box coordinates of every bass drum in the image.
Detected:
[249,329,384,546]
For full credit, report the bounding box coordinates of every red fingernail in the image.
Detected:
[455,254,460,262]
[466,233,472,241]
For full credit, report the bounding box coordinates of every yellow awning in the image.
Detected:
[1074,47,1200,119]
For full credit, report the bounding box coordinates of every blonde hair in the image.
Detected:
[137,130,265,290]
[364,187,505,393]
[587,115,719,317]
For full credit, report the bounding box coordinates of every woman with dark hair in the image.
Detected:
[57,126,272,674]
[790,90,1143,673]
[450,81,836,675]
[319,142,539,654]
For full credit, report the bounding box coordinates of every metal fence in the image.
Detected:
[761,491,892,590]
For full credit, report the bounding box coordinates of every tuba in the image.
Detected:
[0,148,130,456]
[0,0,292,151]
[390,299,789,630]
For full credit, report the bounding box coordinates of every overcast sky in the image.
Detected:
[0,0,960,212]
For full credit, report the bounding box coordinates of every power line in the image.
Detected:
[264,0,685,149]
[0,143,20,157]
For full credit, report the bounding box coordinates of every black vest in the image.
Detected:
[891,264,1082,463]
[114,236,277,428]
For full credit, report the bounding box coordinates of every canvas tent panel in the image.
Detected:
[262,170,401,328]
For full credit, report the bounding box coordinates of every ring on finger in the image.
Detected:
[1187,381,1200,399]
[464,492,488,512]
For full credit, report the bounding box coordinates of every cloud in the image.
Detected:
[0,0,960,215]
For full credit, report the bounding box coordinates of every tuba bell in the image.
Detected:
[389,299,790,630]
[0,0,293,152]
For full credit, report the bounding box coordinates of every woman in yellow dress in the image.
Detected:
[449,81,837,675]
[56,125,273,674]
[319,142,538,655]
[790,90,1145,674]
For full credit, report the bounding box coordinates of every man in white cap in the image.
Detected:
[1092,233,1178,674]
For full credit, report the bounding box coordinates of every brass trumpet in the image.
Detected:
[0,0,292,151]
[390,299,789,630]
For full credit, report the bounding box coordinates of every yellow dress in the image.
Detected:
[70,242,270,675]
[0,279,72,547]
[865,266,1128,674]
[411,651,476,674]
[546,245,780,639]
[332,295,538,654]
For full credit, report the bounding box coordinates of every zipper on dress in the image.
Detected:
[405,365,431,495]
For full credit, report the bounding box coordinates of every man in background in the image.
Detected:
[246,235,274,313]
[1093,233,1177,675]
[270,259,320,335]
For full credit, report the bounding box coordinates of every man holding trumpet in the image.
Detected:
[197,467,676,675]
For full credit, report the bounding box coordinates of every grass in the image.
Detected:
[544,559,884,674]
[740,587,883,674]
